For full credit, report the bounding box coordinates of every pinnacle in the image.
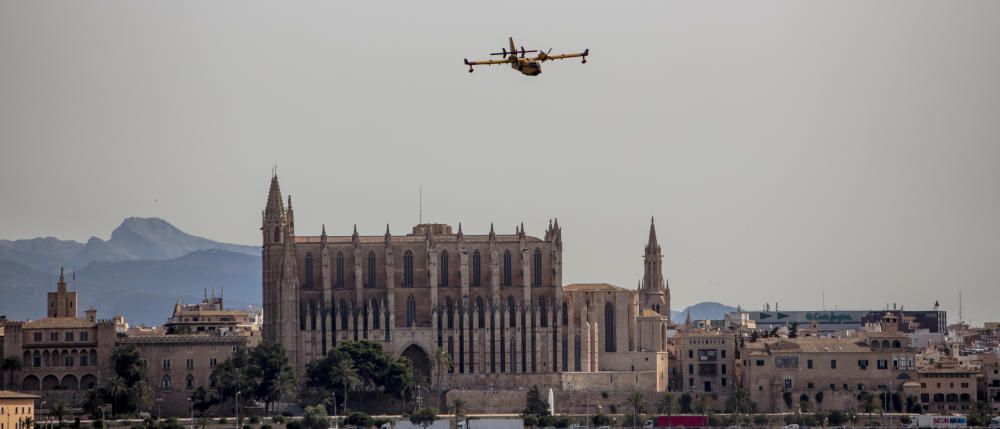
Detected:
[265,174,284,216]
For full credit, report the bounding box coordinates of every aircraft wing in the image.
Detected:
[540,49,588,61]
[464,58,514,66]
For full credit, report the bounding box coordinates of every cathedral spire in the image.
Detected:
[265,174,284,218]
[457,222,464,239]
[321,224,328,244]
[641,217,670,319]
[646,216,659,253]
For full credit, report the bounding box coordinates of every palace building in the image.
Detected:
[260,174,673,390]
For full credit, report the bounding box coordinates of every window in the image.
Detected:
[689,350,694,359]
[877,359,888,370]
[210,358,217,367]
[403,251,414,287]
[79,331,88,342]
[340,300,349,330]
[476,298,485,328]
[406,295,416,327]
[831,359,837,369]
[472,250,482,286]
[440,251,449,287]
[163,359,171,369]
[539,297,548,327]
[507,297,516,328]
[50,332,58,341]
[372,300,381,330]
[304,252,314,289]
[721,364,727,375]
[79,355,88,366]
[336,252,345,288]
[64,331,74,342]
[186,374,195,389]
[33,332,42,342]
[784,378,793,390]
[446,298,454,330]
[502,250,512,286]
[274,226,280,242]
[64,355,73,366]
[858,359,869,369]
[367,251,377,288]
[721,350,726,359]
[161,374,172,389]
[604,303,616,352]
[807,359,813,369]
[755,360,765,366]
[532,248,542,287]
[186,358,194,369]
[807,382,815,389]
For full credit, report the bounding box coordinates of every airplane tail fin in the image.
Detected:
[509,37,516,55]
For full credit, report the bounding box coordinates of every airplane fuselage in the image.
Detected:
[513,59,541,76]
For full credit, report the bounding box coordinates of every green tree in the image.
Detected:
[693,393,712,415]
[431,348,452,408]
[331,354,361,413]
[591,414,611,426]
[303,405,331,429]
[524,385,551,417]
[626,391,646,428]
[346,412,373,428]
[781,392,794,411]
[409,408,439,429]
[725,388,753,416]
[1,356,22,390]
[451,399,468,419]
[679,393,693,413]
[798,394,811,413]
[859,392,879,423]
[968,401,994,427]
[21,417,34,429]
[52,401,70,427]
[656,393,678,423]
[250,341,298,415]
[814,391,825,410]
[210,346,254,415]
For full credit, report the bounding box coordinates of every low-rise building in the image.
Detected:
[742,328,918,413]
[918,361,979,413]
[674,329,738,398]
[0,390,39,429]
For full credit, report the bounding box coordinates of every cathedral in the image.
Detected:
[261,174,673,391]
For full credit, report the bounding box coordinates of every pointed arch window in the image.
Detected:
[562,302,568,326]
[406,295,416,327]
[336,252,345,289]
[502,250,512,286]
[309,300,317,330]
[472,250,482,286]
[539,297,548,327]
[440,251,449,287]
[339,300,349,330]
[161,374,172,389]
[367,251,377,288]
[476,297,485,328]
[273,227,280,243]
[372,300,380,330]
[604,302,616,352]
[185,374,194,389]
[304,253,314,289]
[533,248,542,287]
[403,250,414,287]
[446,297,455,330]
[507,296,516,328]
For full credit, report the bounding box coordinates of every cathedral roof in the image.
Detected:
[563,283,628,292]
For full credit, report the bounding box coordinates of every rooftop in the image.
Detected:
[563,283,630,292]
[0,390,41,400]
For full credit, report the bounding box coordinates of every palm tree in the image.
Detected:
[329,358,360,413]
[693,393,712,416]
[107,376,127,417]
[656,393,678,428]
[52,401,69,427]
[21,416,34,429]
[725,388,753,418]
[451,399,468,419]
[626,391,647,428]
[431,347,452,408]
[1,356,22,390]
[860,393,879,424]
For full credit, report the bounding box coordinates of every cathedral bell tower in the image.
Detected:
[641,217,670,319]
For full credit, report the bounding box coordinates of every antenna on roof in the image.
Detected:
[419,184,423,224]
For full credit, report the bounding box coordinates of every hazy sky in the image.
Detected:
[2,1,998,323]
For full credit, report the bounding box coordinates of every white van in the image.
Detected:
[987,416,1000,429]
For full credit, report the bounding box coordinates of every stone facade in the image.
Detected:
[742,332,918,413]
[260,175,671,391]
[675,330,739,398]
[0,390,39,429]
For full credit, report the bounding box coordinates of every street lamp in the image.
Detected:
[235,391,242,429]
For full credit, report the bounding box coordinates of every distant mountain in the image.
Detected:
[0,250,260,325]
[0,218,262,325]
[70,217,259,267]
[672,301,739,321]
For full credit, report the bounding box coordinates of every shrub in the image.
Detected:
[707,414,722,427]
[286,420,303,429]
[523,416,538,428]
[372,418,392,428]
[281,411,295,418]
[554,416,571,428]
[538,415,556,428]
[250,416,261,424]
[591,414,610,426]
[272,416,287,424]
[92,420,105,429]
[218,418,229,425]
[261,425,273,429]
[346,412,372,428]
